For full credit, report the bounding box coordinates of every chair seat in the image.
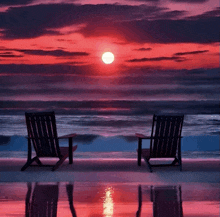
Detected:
[60,147,69,156]
[137,149,150,158]
[60,145,77,157]
[141,149,150,158]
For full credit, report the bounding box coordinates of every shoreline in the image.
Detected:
[0,158,219,183]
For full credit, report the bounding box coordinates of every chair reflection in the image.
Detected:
[137,185,183,217]
[25,182,77,217]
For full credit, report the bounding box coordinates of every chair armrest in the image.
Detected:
[135,133,151,139]
[58,133,77,139]
[135,134,183,139]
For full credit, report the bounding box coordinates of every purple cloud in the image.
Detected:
[0,4,218,43]
[174,50,209,56]
[127,56,185,62]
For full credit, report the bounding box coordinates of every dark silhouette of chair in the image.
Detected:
[25,183,59,217]
[137,185,183,217]
[25,182,77,217]
[66,183,77,217]
[21,111,77,171]
[136,185,142,217]
[151,185,183,217]
[136,115,184,172]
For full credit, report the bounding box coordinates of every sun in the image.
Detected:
[102,52,114,64]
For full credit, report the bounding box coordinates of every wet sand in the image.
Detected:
[0,158,219,216]
[0,181,219,217]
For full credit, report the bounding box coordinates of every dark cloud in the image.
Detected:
[0,100,219,115]
[0,64,218,104]
[170,0,208,3]
[127,56,185,62]
[0,76,218,102]
[0,48,89,58]
[0,53,23,58]
[134,47,152,51]
[0,0,34,6]
[80,17,220,43]
[0,4,146,39]
[174,50,209,56]
[128,0,160,2]
[15,49,90,57]
[187,7,220,19]
[0,63,94,76]
[0,3,218,43]
[154,10,186,19]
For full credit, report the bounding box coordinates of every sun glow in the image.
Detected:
[102,52,114,64]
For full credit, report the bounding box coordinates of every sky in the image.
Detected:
[0,0,219,114]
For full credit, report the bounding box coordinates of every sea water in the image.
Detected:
[0,114,219,159]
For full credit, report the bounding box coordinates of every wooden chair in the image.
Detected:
[21,111,77,171]
[136,115,184,172]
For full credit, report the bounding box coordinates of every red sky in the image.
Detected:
[0,0,219,113]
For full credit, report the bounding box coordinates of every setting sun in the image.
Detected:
[102,52,114,64]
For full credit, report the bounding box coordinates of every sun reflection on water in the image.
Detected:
[103,187,114,217]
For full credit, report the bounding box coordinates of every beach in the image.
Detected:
[0,114,219,216]
[0,158,219,183]
[0,158,219,216]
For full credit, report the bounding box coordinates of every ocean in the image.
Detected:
[0,114,219,159]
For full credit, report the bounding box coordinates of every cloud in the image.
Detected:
[0,3,218,43]
[0,63,95,76]
[134,47,152,51]
[14,49,90,57]
[170,0,208,3]
[0,51,23,58]
[126,56,185,62]
[0,4,147,39]
[153,10,186,19]
[0,64,219,103]
[174,50,209,56]
[0,0,34,6]
[187,7,220,19]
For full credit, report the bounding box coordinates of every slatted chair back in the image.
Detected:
[150,115,184,158]
[25,112,61,157]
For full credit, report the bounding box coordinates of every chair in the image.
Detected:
[136,115,184,172]
[21,111,77,171]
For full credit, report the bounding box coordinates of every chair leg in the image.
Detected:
[35,157,43,166]
[144,158,153,172]
[171,158,182,171]
[179,158,182,171]
[171,158,179,166]
[21,156,40,171]
[138,138,142,166]
[52,155,68,171]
